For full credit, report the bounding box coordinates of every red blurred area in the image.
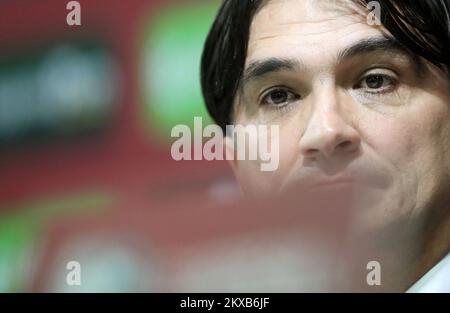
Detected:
[0,0,229,205]
[0,0,235,292]
[0,0,394,293]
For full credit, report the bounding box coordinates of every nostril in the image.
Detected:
[337,140,354,151]
[304,148,320,157]
[338,141,351,148]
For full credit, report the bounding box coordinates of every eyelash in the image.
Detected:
[259,86,301,108]
[353,73,399,94]
[257,71,399,109]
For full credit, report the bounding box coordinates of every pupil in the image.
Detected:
[366,75,384,89]
[271,90,287,104]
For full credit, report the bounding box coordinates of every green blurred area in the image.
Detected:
[0,0,223,292]
[140,1,220,142]
[0,192,113,292]
[0,40,117,150]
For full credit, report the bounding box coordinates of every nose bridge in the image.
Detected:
[311,75,343,124]
[315,98,347,134]
[299,87,360,159]
[308,83,347,134]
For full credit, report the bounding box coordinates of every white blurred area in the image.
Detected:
[0,44,118,144]
[167,231,337,292]
[34,186,407,293]
[0,0,431,293]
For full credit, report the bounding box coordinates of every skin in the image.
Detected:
[225,0,450,291]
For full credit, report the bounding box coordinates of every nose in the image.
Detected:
[299,102,360,160]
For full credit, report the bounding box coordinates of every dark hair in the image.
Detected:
[200,0,450,131]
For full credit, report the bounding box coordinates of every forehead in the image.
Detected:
[247,0,386,65]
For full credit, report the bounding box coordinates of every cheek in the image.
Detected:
[234,125,301,194]
[277,127,303,173]
[359,96,450,210]
[359,89,450,173]
[364,117,417,165]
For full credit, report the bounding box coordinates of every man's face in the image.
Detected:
[229,0,450,229]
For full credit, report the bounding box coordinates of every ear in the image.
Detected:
[224,135,238,176]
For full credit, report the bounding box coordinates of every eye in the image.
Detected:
[260,87,300,107]
[355,74,397,93]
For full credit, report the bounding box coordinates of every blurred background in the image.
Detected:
[0,0,370,293]
[0,0,252,292]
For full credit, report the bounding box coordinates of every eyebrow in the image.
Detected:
[336,36,414,61]
[242,36,421,84]
[243,58,305,83]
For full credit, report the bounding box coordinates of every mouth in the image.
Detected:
[308,178,356,189]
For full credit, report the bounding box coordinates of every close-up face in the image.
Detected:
[228,0,450,230]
